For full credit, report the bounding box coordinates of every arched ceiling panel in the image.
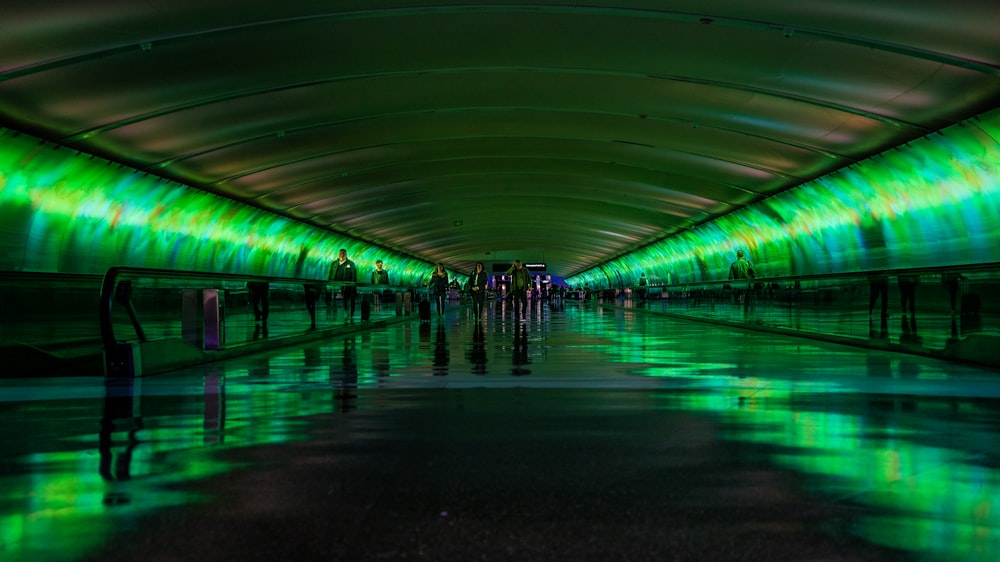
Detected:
[1,1,997,276]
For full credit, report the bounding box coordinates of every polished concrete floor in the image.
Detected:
[2,300,999,561]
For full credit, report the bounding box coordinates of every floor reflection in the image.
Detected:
[1,302,998,561]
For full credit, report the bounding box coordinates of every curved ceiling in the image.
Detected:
[1,1,998,277]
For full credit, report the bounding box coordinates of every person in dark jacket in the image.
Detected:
[331,248,358,320]
[429,262,449,316]
[371,260,389,285]
[506,260,532,318]
[370,259,390,305]
[468,261,489,320]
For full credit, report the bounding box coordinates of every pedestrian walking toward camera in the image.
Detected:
[331,248,358,320]
[469,261,488,320]
[507,260,532,318]
[429,262,449,316]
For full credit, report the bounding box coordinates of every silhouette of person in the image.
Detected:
[506,259,531,318]
[868,273,889,319]
[468,261,488,320]
[429,262,449,316]
[942,272,963,315]
[294,246,321,330]
[304,283,322,329]
[728,250,754,304]
[331,248,358,320]
[897,273,919,316]
[247,281,269,336]
[371,259,389,305]
[636,273,648,305]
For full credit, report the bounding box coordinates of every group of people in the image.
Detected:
[427,259,531,320]
[258,249,761,329]
[260,249,390,329]
[296,250,530,325]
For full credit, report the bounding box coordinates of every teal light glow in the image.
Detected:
[0,133,435,284]
[568,109,1000,288]
[722,403,1000,560]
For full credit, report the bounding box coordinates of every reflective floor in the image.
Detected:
[2,300,999,561]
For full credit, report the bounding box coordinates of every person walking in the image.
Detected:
[371,259,390,305]
[868,273,889,320]
[506,259,532,318]
[728,249,755,304]
[635,273,648,305]
[371,260,389,285]
[331,248,358,320]
[468,261,489,320]
[429,262,449,316]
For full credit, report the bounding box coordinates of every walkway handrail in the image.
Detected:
[637,262,1000,291]
[98,266,417,367]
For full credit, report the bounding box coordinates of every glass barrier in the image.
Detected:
[98,267,429,376]
[608,264,999,368]
[1,272,105,374]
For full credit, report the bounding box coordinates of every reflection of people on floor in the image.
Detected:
[202,371,224,445]
[868,273,889,320]
[372,346,390,379]
[470,322,487,375]
[333,338,358,407]
[99,379,143,488]
[433,323,449,375]
[635,273,648,306]
[512,323,530,376]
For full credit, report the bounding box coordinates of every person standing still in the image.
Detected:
[429,262,449,316]
[469,261,489,320]
[332,248,358,320]
[507,260,532,318]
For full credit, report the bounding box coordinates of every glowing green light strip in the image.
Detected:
[568,110,1000,287]
[0,134,436,283]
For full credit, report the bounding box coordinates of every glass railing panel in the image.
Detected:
[616,265,999,367]
[0,272,104,356]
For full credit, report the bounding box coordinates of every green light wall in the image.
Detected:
[0,132,435,284]
[569,109,1000,288]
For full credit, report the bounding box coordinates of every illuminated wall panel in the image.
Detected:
[569,109,1000,288]
[0,132,435,284]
